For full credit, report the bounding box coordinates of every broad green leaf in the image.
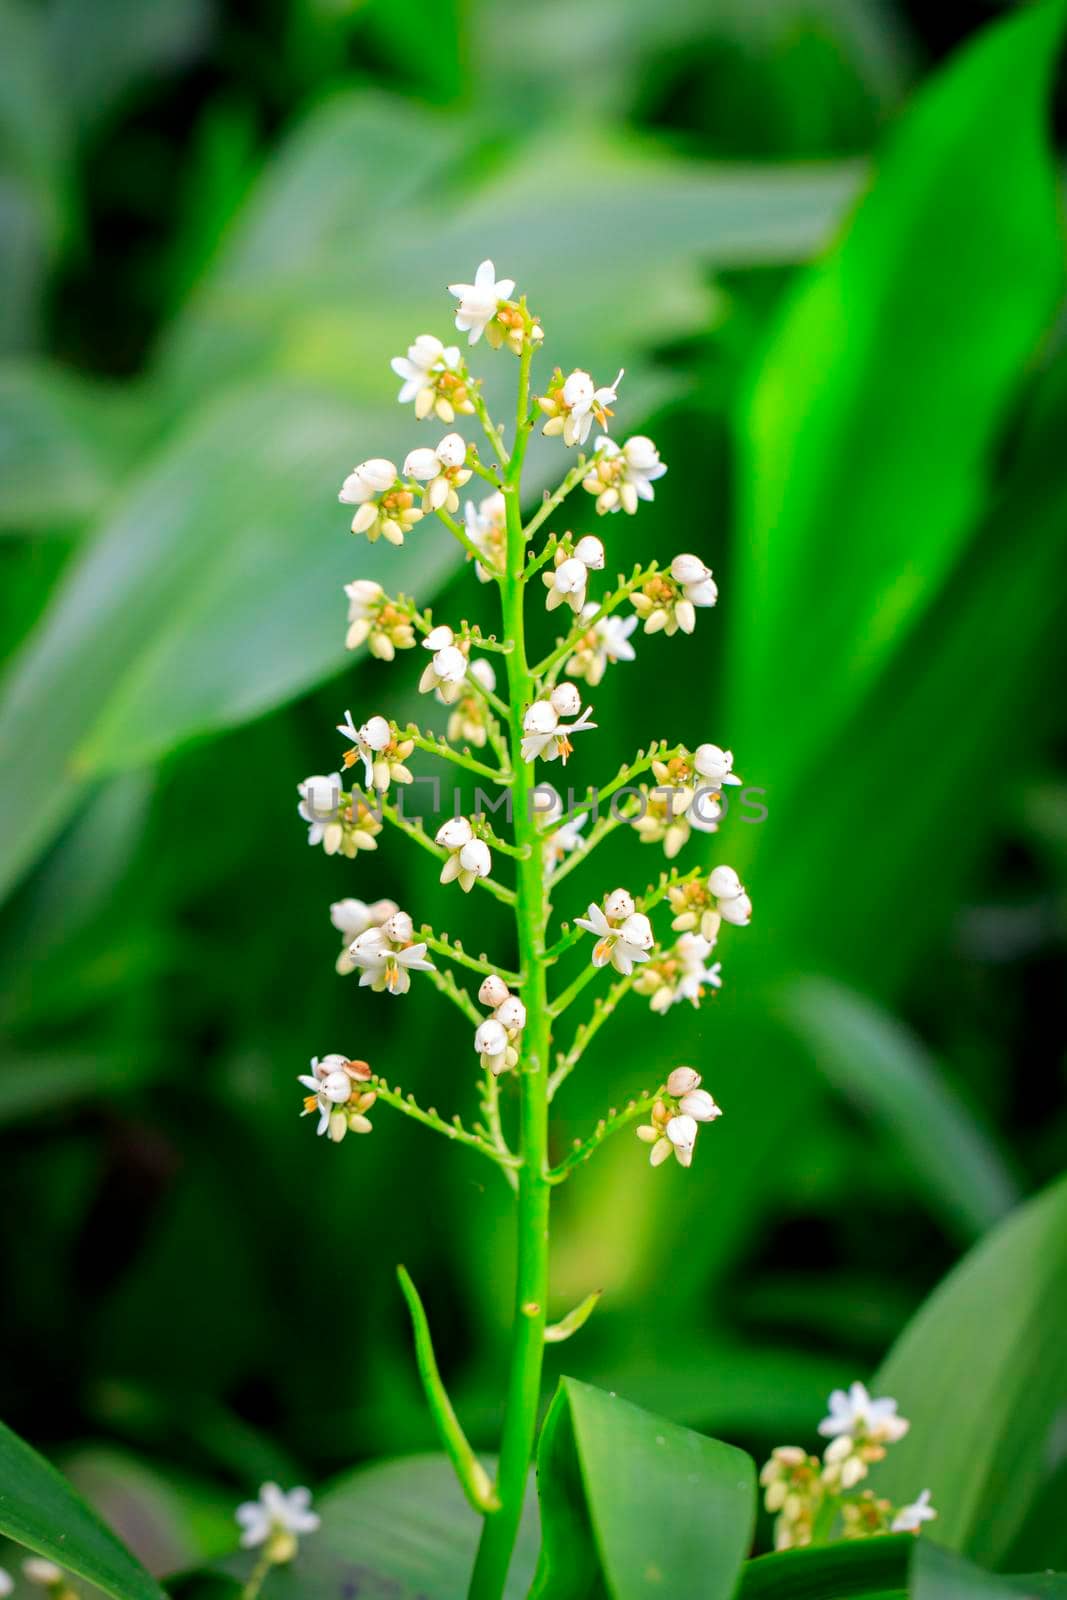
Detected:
[215,1455,538,1599]
[737,1534,912,1599]
[0,363,154,533]
[911,1541,1067,1599]
[781,977,1020,1241]
[0,1418,167,1600]
[730,0,1067,784]
[531,1377,755,1599]
[871,1175,1067,1570]
[0,380,458,901]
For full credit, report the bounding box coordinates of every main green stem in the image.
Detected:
[468,338,550,1600]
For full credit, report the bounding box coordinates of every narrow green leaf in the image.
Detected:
[911,1540,1067,1599]
[731,0,1067,784]
[396,1266,499,1514]
[871,1175,1067,1570]
[780,977,1020,1241]
[0,1417,167,1600]
[544,1289,602,1344]
[737,1534,913,1599]
[531,1377,756,1599]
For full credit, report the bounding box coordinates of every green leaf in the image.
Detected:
[780,977,1020,1241]
[731,0,1067,784]
[871,1175,1067,1570]
[215,1455,538,1599]
[531,1377,756,1599]
[0,1417,167,1600]
[0,362,153,533]
[911,1540,1067,1599]
[737,1534,913,1599]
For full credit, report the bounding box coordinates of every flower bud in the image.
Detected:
[619,911,653,950]
[360,715,392,750]
[434,644,468,684]
[495,996,526,1030]
[470,658,496,691]
[435,432,467,468]
[302,774,339,814]
[423,623,455,651]
[603,887,635,920]
[524,700,558,734]
[550,682,582,718]
[436,816,474,850]
[709,865,744,901]
[679,1088,720,1122]
[670,553,711,585]
[719,892,752,926]
[694,744,738,785]
[475,1019,508,1057]
[383,910,414,943]
[321,1070,353,1104]
[402,446,440,480]
[574,534,605,569]
[666,1113,698,1160]
[479,974,510,1008]
[459,838,492,877]
[624,435,661,471]
[666,1066,701,1097]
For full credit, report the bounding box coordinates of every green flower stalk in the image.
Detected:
[296,259,755,1599]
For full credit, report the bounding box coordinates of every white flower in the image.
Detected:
[496,996,526,1029]
[348,917,435,997]
[566,606,638,686]
[603,887,635,919]
[436,818,492,892]
[391,334,471,422]
[520,697,597,764]
[463,491,506,581]
[479,974,510,1008]
[693,744,742,790]
[575,902,653,975]
[22,1561,65,1588]
[475,1017,508,1062]
[448,259,515,345]
[419,641,469,704]
[541,368,624,447]
[550,681,582,718]
[669,552,718,628]
[582,434,667,515]
[297,773,342,846]
[538,786,589,869]
[331,898,396,974]
[338,458,397,505]
[708,864,752,926]
[637,933,722,1012]
[336,710,414,792]
[404,432,473,513]
[542,537,605,614]
[636,1068,721,1169]
[235,1483,320,1548]
[818,1382,909,1444]
[891,1490,937,1534]
[298,1055,360,1137]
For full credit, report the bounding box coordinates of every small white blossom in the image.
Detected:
[520,697,597,764]
[542,536,605,615]
[348,915,435,997]
[496,996,526,1029]
[391,334,472,422]
[419,638,469,704]
[448,259,516,346]
[235,1483,321,1549]
[403,432,473,514]
[436,817,493,892]
[297,773,342,846]
[708,864,752,926]
[337,710,414,792]
[338,459,422,545]
[566,605,638,686]
[537,785,590,869]
[575,900,653,975]
[463,491,506,581]
[475,1017,509,1065]
[819,1382,910,1445]
[636,1068,721,1169]
[635,933,722,1012]
[582,434,667,515]
[693,744,742,790]
[891,1490,937,1534]
[540,368,624,447]
[478,974,510,1008]
[331,897,397,974]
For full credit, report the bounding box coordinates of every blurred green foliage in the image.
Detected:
[1,0,1066,1584]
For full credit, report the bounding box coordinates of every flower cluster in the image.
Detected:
[633,932,721,1013]
[404,432,472,514]
[297,772,382,858]
[392,335,474,423]
[635,1067,722,1169]
[564,606,638,685]
[632,554,717,635]
[475,975,527,1075]
[331,897,397,974]
[582,435,666,515]
[337,711,414,791]
[298,1054,376,1142]
[521,684,596,764]
[344,580,417,658]
[339,459,423,546]
[760,1383,936,1551]
[543,535,605,614]
[346,909,435,996]
[435,815,493,892]
[538,367,624,448]
[576,888,653,975]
